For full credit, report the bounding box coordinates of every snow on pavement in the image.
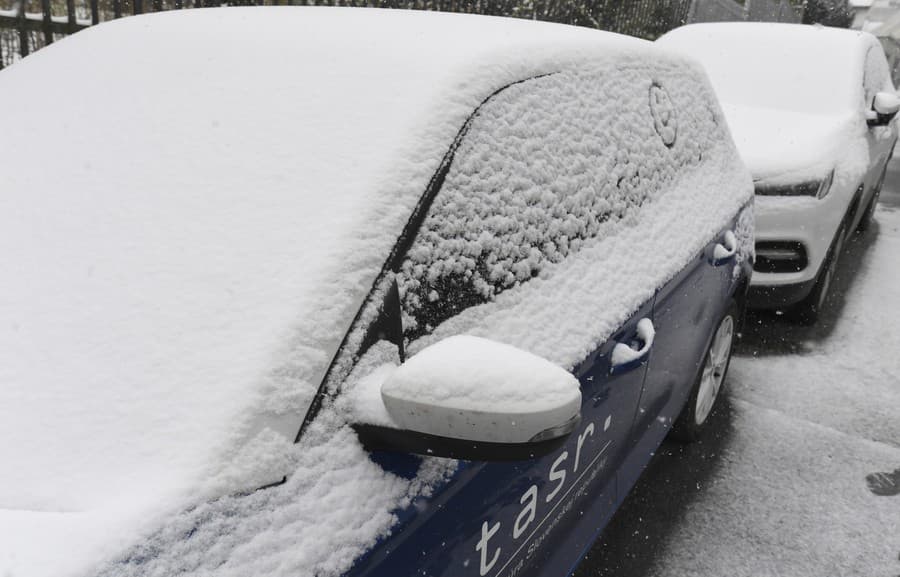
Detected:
[642,403,900,577]
[730,171,900,451]
[627,160,900,577]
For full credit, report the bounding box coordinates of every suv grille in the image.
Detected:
[754,241,808,273]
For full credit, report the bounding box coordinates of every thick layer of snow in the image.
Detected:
[381,335,581,443]
[396,58,751,365]
[657,23,871,115]
[642,401,900,577]
[0,8,656,577]
[1,9,754,577]
[610,318,656,366]
[96,426,457,577]
[596,169,900,577]
[731,210,900,450]
[720,104,861,185]
[383,335,579,413]
[88,32,752,577]
[657,23,886,188]
[409,159,750,372]
[398,63,751,369]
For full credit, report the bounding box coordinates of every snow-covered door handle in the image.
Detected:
[712,230,737,266]
[610,318,655,374]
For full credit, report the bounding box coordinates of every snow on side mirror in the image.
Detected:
[869,92,900,126]
[354,335,581,461]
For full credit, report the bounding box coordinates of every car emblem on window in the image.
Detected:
[649,83,677,147]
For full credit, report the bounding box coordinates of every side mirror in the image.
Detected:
[354,336,581,461]
[868,91,900,126]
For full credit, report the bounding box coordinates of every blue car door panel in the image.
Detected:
[618,222,737,493]
[346,298,653,577]
[340,59,752,577]
[631,252,709,443]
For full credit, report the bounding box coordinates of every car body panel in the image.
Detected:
[347,299,653,577]
[622,211,748,491]
[751,188,853,288]
[335,51,754,577]
[0,11,755,576]
[0,15,657,568]
[345,209,752,577]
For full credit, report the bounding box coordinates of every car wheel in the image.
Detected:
[795,223,846,326]
[671,301,737,442]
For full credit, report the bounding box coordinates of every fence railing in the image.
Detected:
[1,0,695,68]
[0,0,806,69]
[687,0,744,22]
[688,0,802,24]
[747,0,802,23]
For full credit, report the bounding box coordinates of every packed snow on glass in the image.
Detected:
[0,8,755,577]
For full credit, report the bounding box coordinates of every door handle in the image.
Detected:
[610,318,655,374]
[712,230,737,266]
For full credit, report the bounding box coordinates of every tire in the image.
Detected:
[670,301,738,442]
[794,223,847,326]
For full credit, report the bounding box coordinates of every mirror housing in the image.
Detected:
[355,336,581,461]
[868,92,900,126]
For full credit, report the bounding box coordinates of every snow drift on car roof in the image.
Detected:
[0,8,660,577]
[659,22,871,115]
[94,51,753,576]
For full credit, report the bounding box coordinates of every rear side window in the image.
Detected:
[396,61,720,341]
[864,45,892,108]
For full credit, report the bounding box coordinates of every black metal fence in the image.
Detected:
[0,0,693,68]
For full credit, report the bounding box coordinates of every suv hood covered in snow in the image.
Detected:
[722,103,866,187]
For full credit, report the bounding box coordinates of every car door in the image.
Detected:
[342,71,653,577]
[619,221,735,494]
[861,43,898,223]
[345,297,651,577]
[335,50,749,576]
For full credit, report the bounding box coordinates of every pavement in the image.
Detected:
[575,156,900,577]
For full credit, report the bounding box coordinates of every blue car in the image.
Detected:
[0,8,753,577]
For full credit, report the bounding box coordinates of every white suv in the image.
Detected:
[659,22,899,323]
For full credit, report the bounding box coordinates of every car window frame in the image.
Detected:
[293,72,559,443]
[863,44,891,111]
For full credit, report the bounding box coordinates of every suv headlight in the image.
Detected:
[755,169,834,199]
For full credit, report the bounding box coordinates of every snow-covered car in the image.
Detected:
[658,22,900,324]
[0,8,753,577]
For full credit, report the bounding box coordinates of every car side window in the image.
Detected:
[864,45,891,110]
[395,64,716,345]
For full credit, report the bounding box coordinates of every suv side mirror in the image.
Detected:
[354,336,581,461]
[868,91,900,126]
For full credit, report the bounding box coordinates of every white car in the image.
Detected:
[658,22,899,323]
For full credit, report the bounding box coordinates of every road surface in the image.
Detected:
[576,157,900,577]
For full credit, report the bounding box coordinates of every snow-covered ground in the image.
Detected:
[578,156,900,577]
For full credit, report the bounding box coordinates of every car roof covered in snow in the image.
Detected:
[657,22,887,184]
[658,22,879,115]
[0,8,695,577]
